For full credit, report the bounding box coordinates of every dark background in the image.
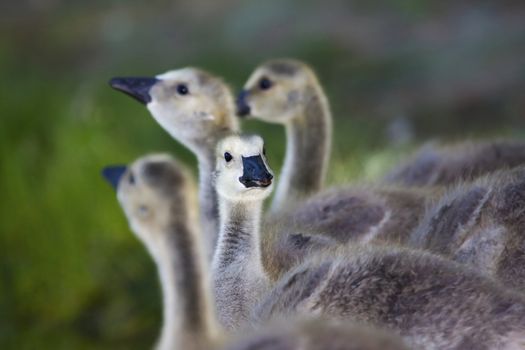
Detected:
[1,1,524,348]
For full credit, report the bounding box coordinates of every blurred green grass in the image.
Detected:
[1,63,164,349]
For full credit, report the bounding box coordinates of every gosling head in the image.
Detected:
[236,59,317,123]
[110,68,238,152]
[102,154,193,240]
[215,135,274,202]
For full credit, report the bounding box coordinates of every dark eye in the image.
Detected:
[129,173,135,185]
[259,77,272,90]
[177,84,189,95]
[224,152,233,162]
[263,147,266,156]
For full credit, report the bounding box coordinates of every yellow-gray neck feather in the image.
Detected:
[194,128,235,262]
[146,208,218,350]
[197,151,220,261]
[212,199,269,329]
[271,83,332,211]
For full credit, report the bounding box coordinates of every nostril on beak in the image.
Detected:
[259,175,273,187]
[261,173,273,186]
[263,173,273,183]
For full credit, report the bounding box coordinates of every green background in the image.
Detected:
[1,1,524,348]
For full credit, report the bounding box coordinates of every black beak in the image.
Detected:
[102,165,127,190]
[236,90,251,117]
[239,155,273,188]
[109,77,159,105]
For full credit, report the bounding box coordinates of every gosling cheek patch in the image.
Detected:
[239,155,273,188]
[109,77,159,105]
[102,165,128,190]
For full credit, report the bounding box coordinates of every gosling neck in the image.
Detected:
[191,128,234,261]
[271,84,332,211]
[212,196,268,329]
[214,198,264,270]
[150,210,218,350]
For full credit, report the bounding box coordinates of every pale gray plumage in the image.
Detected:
[261,185,441,279]
[385,139,525,187]
[255,245,525,350]
[409,165,525,290]
[221,318,410,350]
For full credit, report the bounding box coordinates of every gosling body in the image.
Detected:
[385,139,525,186]
[256,245,525,350]
[410,165,525,290]
[262,185,439,279]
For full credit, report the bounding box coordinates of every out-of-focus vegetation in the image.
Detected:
[1,0,524,348]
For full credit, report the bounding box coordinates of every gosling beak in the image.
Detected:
[236,90,251,117]
[239,155,273,188]
[109,77,159,105]
[102,165,127,190]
